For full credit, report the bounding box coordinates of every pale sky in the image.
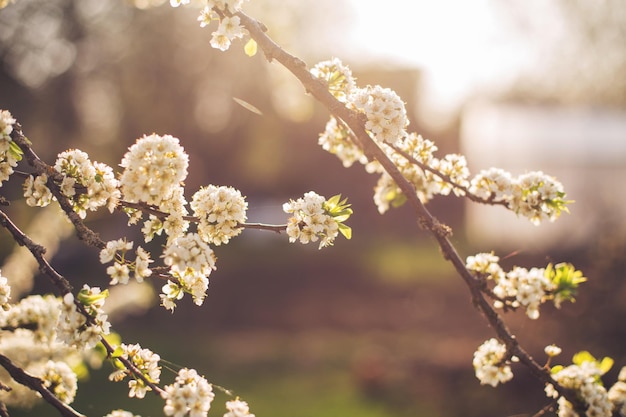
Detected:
[340,0,544,128]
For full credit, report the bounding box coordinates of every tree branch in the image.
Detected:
[0,354,85,417]
[9,125,105,251]
[237,10,585,413]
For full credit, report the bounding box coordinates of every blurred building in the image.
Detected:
[461,101,626,250]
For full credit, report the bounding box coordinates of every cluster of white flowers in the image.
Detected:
[161,233,217,310]
[104,411,141,417]
[109,343,161,399]
[283,191,340,249]
[351,85,409,147]
[191,185,247,245]
[0,109,19,185]
[546,358,612,417]
[311,59,571,223]
[311,58,356,103]
[23,149,120,217]
[318,116,367,168]
[608,367,626,416]
[41,360,78,405]
[100,239,153,285]
[470,168,569,225]
[54,149,120,217]
[224,399,255,417]
[120,133,189,208]
[120,134,192,242]
[372,134,470,213]
[57,286,110,351]
[182,0,249,51]
[0,294,91,408]
[472,338,515,387]
[163,368,215,417]
[466,252,561,319]
[0,294,62,343]
[23,173,53,207]
[0,272,10,309]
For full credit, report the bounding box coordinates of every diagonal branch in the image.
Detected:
[0,354,85,417]
[9,125,105,251]
[237,10,585,413]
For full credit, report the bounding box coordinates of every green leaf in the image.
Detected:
[8,140,23,162]
[338,223,352,239]
[244,38,257,57]
[77,288,109,306]
[573,350,595,366]
[551,365,564,374]
[599,357,614,374]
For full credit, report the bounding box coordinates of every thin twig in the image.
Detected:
[119,200,287,233]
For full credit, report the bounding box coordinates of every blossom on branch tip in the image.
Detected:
[470,169,571,225]
[283,192,352,249]
[163,368,215,417]
[104,411,141,417]
[224,399,255,417]
[473,338,515,387]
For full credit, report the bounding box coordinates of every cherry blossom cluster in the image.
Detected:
[0,109,20,186]
[470,168,570,225]
[100,239,153,285]
[191,185,248,246]
[54,149,120,216]
[163,368,215,417]
[465,253,586,319]
[609,367,626,416]
[170,0,250,52]
[0,294,61,343]
[22,148,119,217]
[120,133,189,225]
[472,338,516,387]
[224,399,256,417]
[372,133,470,213]
[312,58,571,224]
[311,58,356,103]
[104,411,141,417]
[0,293,99,409]
[0,271,10,309]
[283,192,352,249]
[57,285,111,351]
[109,343,161,399]
[41,360,78,405]
[545,351,616,417]
[161,232,217,310]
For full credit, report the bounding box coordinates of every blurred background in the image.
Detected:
[1,0,625,416]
